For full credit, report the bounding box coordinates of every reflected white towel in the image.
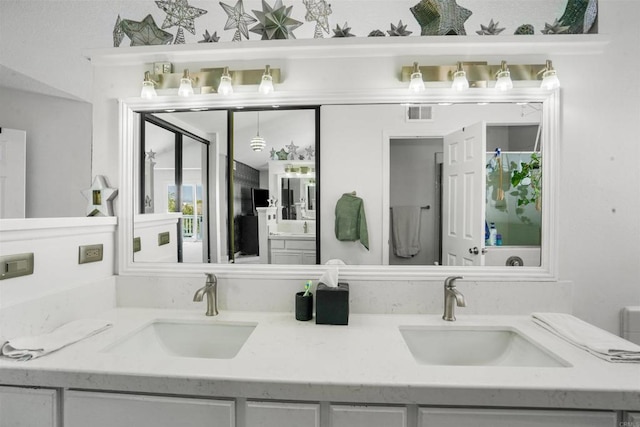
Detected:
[532,313,640,363]
[391,206,422,258]
[1,319,112,361]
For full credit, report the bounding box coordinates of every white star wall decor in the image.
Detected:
[82,176,118,217]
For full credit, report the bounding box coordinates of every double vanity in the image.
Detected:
[0,277,638,427]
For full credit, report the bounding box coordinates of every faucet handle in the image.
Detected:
[205,273,217,285]
[444,276,463,288]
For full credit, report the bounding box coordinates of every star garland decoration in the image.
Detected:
[119,14,174,46]
[332,22,356,37]
[476,19,505,35]
[251,0,303,40]
[220,0,257,41]
[303,0,332,38]
[199,30,221,42]
[410,0,472,36]
[156,0,208,44]
[387,20,412,36]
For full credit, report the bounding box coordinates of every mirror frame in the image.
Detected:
[118,88,559,281]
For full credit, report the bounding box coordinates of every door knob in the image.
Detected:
[468,247,488,255]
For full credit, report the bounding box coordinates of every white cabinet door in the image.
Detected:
[0,386,58,427]
[419,408,616,427]
[65,390,234,427]
[246,401,320,427]
[331,404,407,427]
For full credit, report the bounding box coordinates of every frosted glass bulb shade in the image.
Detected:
[409,72,425,93]
[141,81,157,98]
[218,76,233,95]
[495,70,513,91]
[541,70,560,90]
[451,70,469,91]
[250,135,266,152]
[178,78,194,97]
[259,75,274,95]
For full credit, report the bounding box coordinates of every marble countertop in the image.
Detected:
[1,309,638,410]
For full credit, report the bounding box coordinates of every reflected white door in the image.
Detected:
[442,122,486,266]
[0,129,26,218]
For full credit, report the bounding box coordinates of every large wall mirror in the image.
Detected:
[120,90,557,278]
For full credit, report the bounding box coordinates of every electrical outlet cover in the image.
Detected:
[79,244,104,264]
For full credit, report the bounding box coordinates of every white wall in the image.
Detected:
[0,87,92,217]
[1,1,639,335]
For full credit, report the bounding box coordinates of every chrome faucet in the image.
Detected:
[442,276,466,321]
[193,273,219,316]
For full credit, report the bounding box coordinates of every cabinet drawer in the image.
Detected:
[65,390,234,427]
[0,386,58,427]
[419,407,616,427]
[285,240,315,250]
[331,404,407,427]
[246,401,320,427]
[270,239,285,249]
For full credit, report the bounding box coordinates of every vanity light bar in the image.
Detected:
[144,65,281,95]
[400,61,557,88]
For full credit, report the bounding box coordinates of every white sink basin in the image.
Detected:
[104,320,256,359]
[399,325,569,367]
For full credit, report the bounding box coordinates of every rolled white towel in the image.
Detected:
[532,312,640,363]
[1,319,113,361]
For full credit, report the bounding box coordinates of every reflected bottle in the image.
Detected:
[488,223,497,246]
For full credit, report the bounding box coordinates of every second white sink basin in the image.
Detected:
[104,320,256,359]
[399,325,569,367]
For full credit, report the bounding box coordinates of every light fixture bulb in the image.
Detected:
[141,72,157,99]
[540,60,560,90]
[495,61,513,91]
[259,65,274,95]
[218,67,233,95]
[409,62,425,93]
[451,63,469,91]
[178,69,193,97]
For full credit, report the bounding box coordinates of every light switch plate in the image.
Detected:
[0,253,34,280]
[79,244,103,264]
[158,232,170,246]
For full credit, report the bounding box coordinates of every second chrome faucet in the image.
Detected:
[194,273,219,316]
[443,276,466,321]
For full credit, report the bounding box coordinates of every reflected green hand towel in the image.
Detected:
[335,193,369,250]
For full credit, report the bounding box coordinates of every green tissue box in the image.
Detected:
[315,282,349,325]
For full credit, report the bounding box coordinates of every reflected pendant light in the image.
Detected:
[540,60,560,90]
[250,111,266,152]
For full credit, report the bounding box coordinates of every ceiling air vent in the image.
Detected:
[406,105,434,122]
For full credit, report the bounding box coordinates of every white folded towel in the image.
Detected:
[532,312,640,363]
[1,319,113,361]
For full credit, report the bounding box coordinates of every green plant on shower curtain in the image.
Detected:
[510,152,542,211]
